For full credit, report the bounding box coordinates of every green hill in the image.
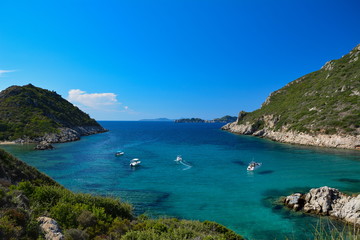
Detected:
[175,115,237,123]
[0,84,106,142]
[223,44,360,149]
[0,148,243,239]
[213,115,237,123]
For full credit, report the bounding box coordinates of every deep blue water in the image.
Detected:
[2,121,360,239]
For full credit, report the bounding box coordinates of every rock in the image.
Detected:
[34,141,54,150]
[38,216,64,240]
[303,186,340,214]
[284,186,360,225]
[284,193,304,211]
[16,125,108,145]
[321,60,335,71]
[253,129,266,136]
[222,121,360,150]
[221,122,255,135]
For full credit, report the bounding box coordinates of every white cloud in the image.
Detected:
[0,70,15,77]
[67,89,119,109]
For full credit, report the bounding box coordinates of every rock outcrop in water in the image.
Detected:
[34,141,54,150]
[284,186,360,225]
[222,44,360,150]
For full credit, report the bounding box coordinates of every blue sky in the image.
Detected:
[0,0,359,120]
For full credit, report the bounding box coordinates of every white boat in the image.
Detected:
[247,161,262,171]
[130,158,141,167]
[115,151,124,156]
[175,155,183,162]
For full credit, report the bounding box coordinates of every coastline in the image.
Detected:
[0,125,108,146]
[284,186,360,225]
[0,141,16,145]
[222,122,360,150]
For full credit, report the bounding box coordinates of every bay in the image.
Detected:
[2,121,360,239]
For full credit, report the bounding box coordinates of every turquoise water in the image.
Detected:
[2,121,360,239]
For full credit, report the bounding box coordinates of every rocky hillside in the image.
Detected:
[0,148,58,185]
[223,44,360,150]
[0,84,106,143]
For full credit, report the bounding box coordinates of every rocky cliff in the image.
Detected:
[222,119,360,150]
[284,186,360,225]
[222,44,360,150]
[0,84,107,144]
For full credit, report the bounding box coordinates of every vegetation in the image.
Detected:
[175,115,237,123]
[0,148,244,239]
[213,115,237,123]
[236,44,360,136]
[0,84,102,141]
[312,220,360,240]
[175,118,206,123]
[286,218,360,240]
[0,148,58,185]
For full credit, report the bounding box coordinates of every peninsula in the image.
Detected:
[222,44,360,150]
[0,84,107,145]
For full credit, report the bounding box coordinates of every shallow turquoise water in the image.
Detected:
[2,121,360,239]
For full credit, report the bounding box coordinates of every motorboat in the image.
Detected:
[247,161,262,171]
[115,151,124,157]
[130,158,141,167]
[175,155,183,162]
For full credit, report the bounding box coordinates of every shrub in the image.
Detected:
[0,215,23,240]
[77,210,97,229]
[107,218,131,238]
[64,228,89,240]
[50,202,79,229]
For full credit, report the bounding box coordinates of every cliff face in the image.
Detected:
[223,45,360,150]
[0,84,107,143]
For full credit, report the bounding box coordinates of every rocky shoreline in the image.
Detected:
[1,125,108,149]
[284,186,360,225]
[222,121,360,150]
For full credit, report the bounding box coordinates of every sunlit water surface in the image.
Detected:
[3,121,360,239]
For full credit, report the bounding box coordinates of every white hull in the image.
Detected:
[130,162,141,167]
[247,162,262,171]
[130,158,141,167]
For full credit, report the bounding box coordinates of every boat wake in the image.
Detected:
[123,138,158,148]
[178,160,192,171]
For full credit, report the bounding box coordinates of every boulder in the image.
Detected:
[303,186,340,214]
[38,216,64,240]
[34,141,54,150]
[284,193,303,211]
[284,186,360,225]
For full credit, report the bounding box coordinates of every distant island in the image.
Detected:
[223,44,360,150]
[0,84,107,145]
[175,115,237,123]
[139,118,173,122]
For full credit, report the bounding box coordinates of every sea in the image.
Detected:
[2,121,360,240]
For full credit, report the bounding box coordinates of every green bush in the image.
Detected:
[64,228,89,240]
[0,215,23,240]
